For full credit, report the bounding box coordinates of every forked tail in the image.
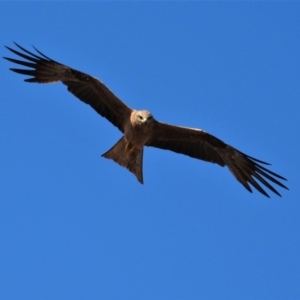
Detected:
[101,137,144,183]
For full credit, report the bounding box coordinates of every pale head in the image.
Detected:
[132,110,154,125]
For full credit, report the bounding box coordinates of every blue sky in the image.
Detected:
[1,2,299,300]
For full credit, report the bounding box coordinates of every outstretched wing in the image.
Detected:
[3,43,132,132]
[146,121,288,197]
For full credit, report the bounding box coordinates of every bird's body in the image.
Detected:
[103,110,155,183]
[3,43,288,197]
[125,110,154,147]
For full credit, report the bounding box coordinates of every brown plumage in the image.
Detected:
[3,43,288,197]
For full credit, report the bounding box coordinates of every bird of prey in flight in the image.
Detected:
[3,43,288,197]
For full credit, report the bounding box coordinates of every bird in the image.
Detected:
[3,42,288,197]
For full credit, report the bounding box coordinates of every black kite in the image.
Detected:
[3,43,288,197]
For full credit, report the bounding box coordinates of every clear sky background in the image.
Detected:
[0,2,299,300]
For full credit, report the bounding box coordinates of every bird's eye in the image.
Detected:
[138,115,143,120]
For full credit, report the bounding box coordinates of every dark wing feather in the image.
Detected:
[146,121,288,197]
[3,43,132,132]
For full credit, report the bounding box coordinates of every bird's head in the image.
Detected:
[134,110,154,126]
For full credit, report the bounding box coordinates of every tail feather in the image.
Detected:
[102,137,144,183]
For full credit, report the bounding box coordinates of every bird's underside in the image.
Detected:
[3,43,289,198]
